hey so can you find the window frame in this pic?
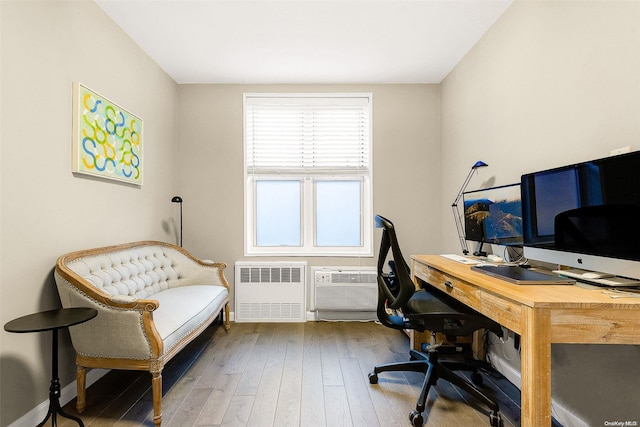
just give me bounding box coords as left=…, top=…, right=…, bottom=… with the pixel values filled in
left=243, top=93, right=373, bottom=257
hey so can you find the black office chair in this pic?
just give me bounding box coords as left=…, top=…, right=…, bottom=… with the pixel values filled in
left=368, top=215, right=504, bottom=427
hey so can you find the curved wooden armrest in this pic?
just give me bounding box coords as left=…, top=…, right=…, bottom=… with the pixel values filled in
left=108, top=296, right=160, bottom=311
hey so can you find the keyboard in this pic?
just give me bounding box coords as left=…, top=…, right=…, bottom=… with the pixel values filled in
left=471, top=265, right=575, bottom=285
left=552, top=269, right=640, bottom=287
left=440, top=254, right=481, bottom=265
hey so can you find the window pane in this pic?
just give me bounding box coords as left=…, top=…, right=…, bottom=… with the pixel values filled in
left=316, top=181, right=361, bottom=246
left=256, top=180, right=301, bottom=246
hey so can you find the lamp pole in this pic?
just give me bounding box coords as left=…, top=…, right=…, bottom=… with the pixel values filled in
left=171, top=196, right=183, bottom=247
left=451, top=161, right=488, bottom=255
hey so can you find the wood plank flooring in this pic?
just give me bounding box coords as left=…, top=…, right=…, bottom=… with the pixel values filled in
left=59, top=321, right=528, bottom=427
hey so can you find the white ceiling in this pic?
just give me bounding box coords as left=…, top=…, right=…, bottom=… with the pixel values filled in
left=96, top=0, right=512, bottom=84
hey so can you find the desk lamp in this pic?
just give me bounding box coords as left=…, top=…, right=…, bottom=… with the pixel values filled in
left=171, top=196, right=183, bottom=247
left=451, top=161, right=488, bottom=255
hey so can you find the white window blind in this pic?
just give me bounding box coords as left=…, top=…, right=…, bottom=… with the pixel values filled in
left=245, top=95, right=370, bottom=175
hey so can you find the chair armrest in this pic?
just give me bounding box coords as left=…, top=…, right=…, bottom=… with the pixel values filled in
left=171, top=253, right=230, bottom=289
left=54, top=270, right=163, bottom=359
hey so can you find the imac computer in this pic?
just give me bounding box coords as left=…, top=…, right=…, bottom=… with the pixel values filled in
left=521, top=151, right=640, bottom=280
left=463, top=183, right=524, bottom=255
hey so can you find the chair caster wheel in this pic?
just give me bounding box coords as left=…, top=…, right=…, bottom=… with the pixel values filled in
left=489, top=411, right=504, bottom=427
left=409, top=410, right=423, bottom=426
left=368, top=372, right=378, bottom=384
left=471, top=371, right=484, bottom=386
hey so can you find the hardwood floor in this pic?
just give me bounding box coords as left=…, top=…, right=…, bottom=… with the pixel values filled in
left=59, top=321, right=527, bottom=427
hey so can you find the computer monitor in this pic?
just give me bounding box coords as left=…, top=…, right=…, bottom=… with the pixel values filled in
left=521, top=150, right=640, bottom=279
left=463, top=183, right=524, bottom=253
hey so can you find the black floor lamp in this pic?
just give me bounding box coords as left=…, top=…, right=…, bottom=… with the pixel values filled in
left=452, top=161, right=488, bottom=255
left=171, top=196, right=183, bottom=247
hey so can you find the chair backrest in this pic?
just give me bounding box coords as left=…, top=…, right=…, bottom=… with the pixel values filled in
left=375, top=214, right=505, bottom=338
left=375, top=215, right=421, bottom=329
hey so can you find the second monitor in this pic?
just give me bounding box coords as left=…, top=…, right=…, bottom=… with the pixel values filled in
left=463, top=183, right=524, bottom=256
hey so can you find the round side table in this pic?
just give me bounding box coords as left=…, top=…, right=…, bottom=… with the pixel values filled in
left=4, top=307, right=98, bottom=427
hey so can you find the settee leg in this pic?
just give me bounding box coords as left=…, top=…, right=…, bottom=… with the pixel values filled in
left=76, top=365, right=86, bottom=413
left=152, top=371, right=162, bottom=426
left=224, top=304, right=231, bottom=331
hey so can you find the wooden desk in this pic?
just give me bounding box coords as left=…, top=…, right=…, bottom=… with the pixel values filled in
left=411, top=255, right=640, bottom=427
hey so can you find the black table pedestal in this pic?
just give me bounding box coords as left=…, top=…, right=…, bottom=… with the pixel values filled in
left=37, top=329, right=85, bottom=427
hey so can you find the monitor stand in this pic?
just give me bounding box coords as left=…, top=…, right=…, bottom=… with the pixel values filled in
left=472, top=241, right=487, bottom=257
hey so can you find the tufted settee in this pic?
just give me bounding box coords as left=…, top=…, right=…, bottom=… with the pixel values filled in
left=54, top=241, right=230, bottom=426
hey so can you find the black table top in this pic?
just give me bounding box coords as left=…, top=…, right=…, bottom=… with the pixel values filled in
left=4, top=308, right=97, bottom=333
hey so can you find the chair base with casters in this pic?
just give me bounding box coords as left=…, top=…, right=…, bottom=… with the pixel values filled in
left=369, top=345, right=503, bottom=427
left=370, top=214, right=504, bottom=427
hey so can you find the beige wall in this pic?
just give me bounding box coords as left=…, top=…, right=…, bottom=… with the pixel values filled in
left=177, top=84, right=441, bottom=304
left=0, top=1, right=178, bottom=424
left=441, top=1, right=640, bottom=425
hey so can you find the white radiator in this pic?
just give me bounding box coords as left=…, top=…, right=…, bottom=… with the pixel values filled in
left=311, top=266, right=378, bottom=321
left=235, top=261, right=306, bottom=322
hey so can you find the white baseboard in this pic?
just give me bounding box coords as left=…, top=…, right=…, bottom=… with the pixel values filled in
left=8, top=368, right=109, bottom=427
left=489, top=348, right=589, bottom=427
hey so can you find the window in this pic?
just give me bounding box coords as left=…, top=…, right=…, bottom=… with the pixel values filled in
left=244, top=94, right=373, bottom=256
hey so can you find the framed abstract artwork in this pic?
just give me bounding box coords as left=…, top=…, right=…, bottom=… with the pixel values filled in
left=72, top=82, right=143, bottom=185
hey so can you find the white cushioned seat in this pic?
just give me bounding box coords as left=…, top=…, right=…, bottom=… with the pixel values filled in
left=153, top=285, right=228, bottom=355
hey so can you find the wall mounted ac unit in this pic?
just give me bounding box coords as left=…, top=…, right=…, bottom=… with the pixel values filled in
left=311, top=266, right=378, bottom=321
left=235, top=261, right=306, bottom=322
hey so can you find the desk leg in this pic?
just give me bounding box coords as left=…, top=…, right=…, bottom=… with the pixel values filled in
left=520, top=306, right=552, bottom=427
